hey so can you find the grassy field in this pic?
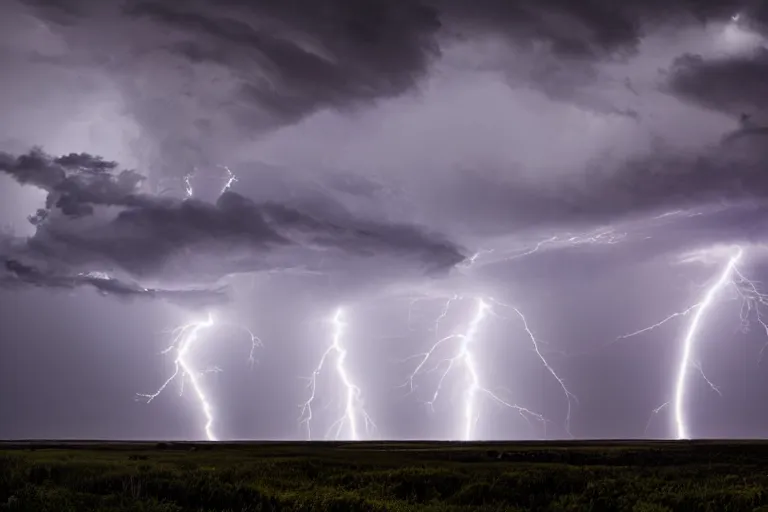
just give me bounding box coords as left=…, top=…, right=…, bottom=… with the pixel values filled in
left=3, top=440, right=768, bottom=511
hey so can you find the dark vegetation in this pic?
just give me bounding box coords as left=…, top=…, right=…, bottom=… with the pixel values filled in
left=3, top=440, right=768, bottom=511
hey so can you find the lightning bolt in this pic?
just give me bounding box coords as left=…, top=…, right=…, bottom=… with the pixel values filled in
left=300, top=307, right=376, bottom=440
left=138, top=312, right=262, bottom=441
left=617, top=246, right=745, bottom=439
left=182, top=165, right=236, bottom=199
left=732, top=266, right=768, bottom=358
left=504, top=299, right=578, bottom=436
left=615, top=304, right=701, bottom=341
left=644, top=401, right=670, bottom=436
left=467, top=227, right=627, bottom=269
left=183, top=172, right=194, bottom=198
left=673, top=248, right=741, bottom=439
left=403, top=296, right=575, bottom=440
left=220, top=165, right=237, bottom=194
left=143, top=165, right=251, bottom=441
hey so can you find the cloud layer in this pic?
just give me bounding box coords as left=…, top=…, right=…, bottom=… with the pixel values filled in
left=0, top=149, right=466, bottom=294
left=2, top=258, right=228, bottom=309
left=4, top=0, right=768, bottom=295
left=13, top=0, right=759, bottom=175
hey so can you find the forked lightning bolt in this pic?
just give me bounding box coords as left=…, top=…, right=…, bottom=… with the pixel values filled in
left=220, top=165, right=237, bottom=194
left=463, top=227, right=627, bottom=269
left=300, top=307, right=376, bottom=440
left=183, top=165, right=237, bottom=199
left=404, top=296, right=576, bottom=440
left=618, top=246, right=753, bottom=439
left=138, top=312, right=262, bottom=441
left=143, top=165, right=256, bottom=441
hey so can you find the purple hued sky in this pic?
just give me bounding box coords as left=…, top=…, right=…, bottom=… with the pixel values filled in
left=2, top=0, right=768, bottom=441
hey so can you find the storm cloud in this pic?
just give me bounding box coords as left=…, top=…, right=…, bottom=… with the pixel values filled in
left=3, top=0, right=765, bottom=271
left=0, top=149, right=466, bottom=287
left=667, top=47, right=768, bottom=116
left=1, top=258, right=228, bottom=309
left=11, top=0, right=758, bottom=176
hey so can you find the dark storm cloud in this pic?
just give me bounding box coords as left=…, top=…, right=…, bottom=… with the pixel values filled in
left=0, top=150, right=140, bottom=194
left=8, top=0, right=764, bottom=273
left=438, top=1, right=632, bottom=57
left=127, top=0, right=749, bottom=67
left=38, top=0, right=445, bottom=172
left=1, top=258, right=228, bottom=309
left=667, top=48, right=768, bottom=116
left=413, top=142, right=767, bottom=239
left=20, top=0, right=751, bottom=136
left=0, top=149, right=153, bottom=220
left=52, top=191, right=464, bottom=279
left=0, top=149, right=466, bottom=284
left=7, top=0, right=756, bottom=219
left=125, top=0, right=442, bottom=125
left=580, top=149, right=768, bottom=220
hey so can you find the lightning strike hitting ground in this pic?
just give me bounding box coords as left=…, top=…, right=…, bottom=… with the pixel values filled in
left=137, top=312, right=262, bottom=441
left=139, top=166, right=256, bottom=440
left=618, top=246, right=748, bottom=439
left=299, top=307, right=376, bottom=440
left=673, top=248, right=742, bottom=439
left=502, top=298, right=578, bottom=436
left=403, top=296, right=575, bottom=440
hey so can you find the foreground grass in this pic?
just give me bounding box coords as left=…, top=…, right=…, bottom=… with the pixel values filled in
left=3, top=440, right=768, bottom=511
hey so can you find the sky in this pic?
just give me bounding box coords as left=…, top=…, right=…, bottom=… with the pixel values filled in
left=2, top=0, right=768, bottom=441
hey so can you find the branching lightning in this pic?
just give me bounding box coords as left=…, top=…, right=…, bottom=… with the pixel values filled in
left=182, top=165, right=237, bottom=199
left=644, top=401, right=670, bottom=436
left=299, top=307, right=376, bottom=440
left=732, top=266, right=768, bottom=359
left=403, top=295, right=576, bottom=440
left=136, top=164, right=260, bottom=441
left=138, top=312, right=262, bottom=441
left=220, top=165, right=237, bottom=194
left=615, top=304, right=701, bottom=341
left=617, top=246, right=755, bottom=439
left=464, top=226, right=628, bottom=270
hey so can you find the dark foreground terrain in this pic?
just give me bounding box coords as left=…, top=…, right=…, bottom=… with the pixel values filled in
left=2, top=440, right=768, bottom=511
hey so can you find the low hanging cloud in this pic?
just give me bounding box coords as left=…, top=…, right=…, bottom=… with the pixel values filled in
left=1, top=258, right=228, bottom=309
left=666, top=47, right=768, bottom=116
left=0, top=149, right=466, bottom=288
